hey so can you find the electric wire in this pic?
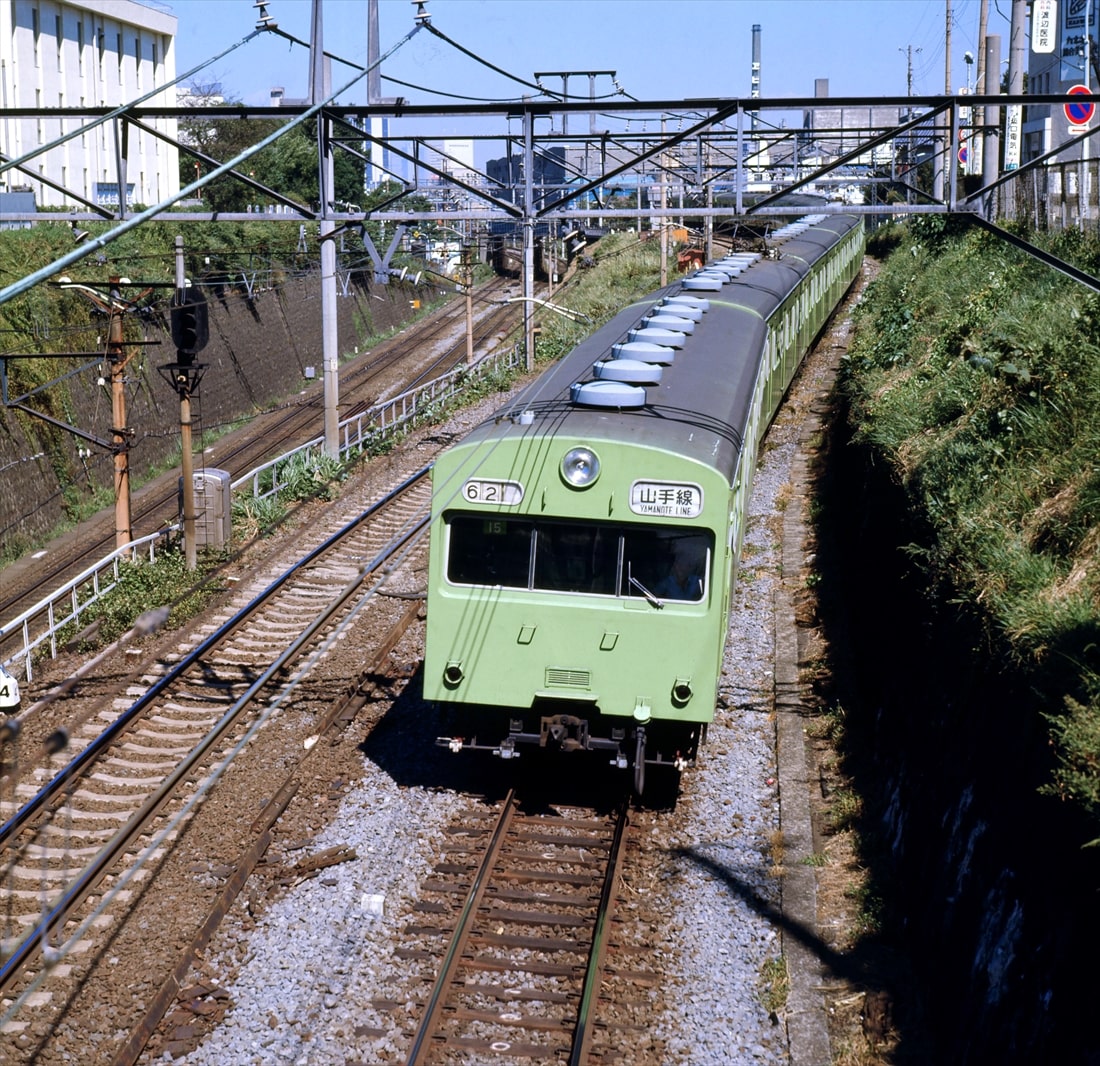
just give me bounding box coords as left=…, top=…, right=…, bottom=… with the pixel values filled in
left=380, top=72, right=626, bottom=106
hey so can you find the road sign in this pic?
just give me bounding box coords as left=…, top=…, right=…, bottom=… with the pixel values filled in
left=1065, top=85, right=1095, bottom=126
left=958, top=145, right=968, bottom=165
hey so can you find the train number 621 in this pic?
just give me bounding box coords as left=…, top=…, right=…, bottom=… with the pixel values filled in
left=461, top=479, right=524, bottom=505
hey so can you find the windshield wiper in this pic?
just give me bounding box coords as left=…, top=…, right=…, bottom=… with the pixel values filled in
left=628, top=573, right=664, bottom=609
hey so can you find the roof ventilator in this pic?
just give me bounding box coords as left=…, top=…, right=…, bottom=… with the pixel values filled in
left=628, top=326, right=687, bottom=348
left=570, top=380, right=647, bottom=408
left=593, top=358, right=664, bottom=385
left=644, top=312, right=695, bottom=334
left=612, top=340, right=677, bottom=365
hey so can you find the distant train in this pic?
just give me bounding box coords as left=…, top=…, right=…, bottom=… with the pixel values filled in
left=423, top=213, right=865, bottom=792
left=489, top=222, right=604, bottom=279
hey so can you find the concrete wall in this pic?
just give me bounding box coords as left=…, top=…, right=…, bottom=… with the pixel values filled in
left=0, top=269, right=430, bottom=555
left=825, top=425, right=1100, bottom=1064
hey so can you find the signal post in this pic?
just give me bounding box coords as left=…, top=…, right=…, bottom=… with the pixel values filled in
left=161, top=236, right=209, bottom=570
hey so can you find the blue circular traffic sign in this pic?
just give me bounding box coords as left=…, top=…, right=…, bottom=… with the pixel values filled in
left=1065, top=84, right=1095, bottom=126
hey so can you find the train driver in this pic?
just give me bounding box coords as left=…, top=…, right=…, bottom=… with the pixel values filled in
left=655, top=536, right=706, bottom=601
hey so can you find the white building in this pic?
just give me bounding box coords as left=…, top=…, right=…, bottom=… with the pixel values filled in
left=0, top=0, right=179, bottom=210
left=422, top=139, right=476, bottom=186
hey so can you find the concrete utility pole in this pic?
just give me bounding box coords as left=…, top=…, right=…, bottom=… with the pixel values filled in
left=982, top=34, right=1002, bottom=218
left=1003, top=0, right=1027, bottom=210
left=935, top=0, right=951, bottom=202
left=310, top=0, right=340, bottom=460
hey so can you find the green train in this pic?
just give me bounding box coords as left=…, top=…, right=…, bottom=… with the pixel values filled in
left=424, top=213, right=866, bottom=792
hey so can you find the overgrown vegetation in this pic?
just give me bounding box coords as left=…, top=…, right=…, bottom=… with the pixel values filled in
left=56, top=549, right=222, bottom=653
left=529, top=231, right=664, bottom=365
left=844, top=217, right=1100, bottom=832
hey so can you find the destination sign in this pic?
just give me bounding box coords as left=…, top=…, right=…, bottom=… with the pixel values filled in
left=629, top=480, right=704, bottom=518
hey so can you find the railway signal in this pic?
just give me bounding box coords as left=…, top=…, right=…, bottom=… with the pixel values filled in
left=169, top=290, right=209, bottom=365
left=160, top=237, right=209, bottom=570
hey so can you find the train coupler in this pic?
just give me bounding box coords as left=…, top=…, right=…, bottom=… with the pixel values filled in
left=539, top=713, right=589, bottom=752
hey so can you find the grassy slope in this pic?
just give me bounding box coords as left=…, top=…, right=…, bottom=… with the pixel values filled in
left=844, top=217, right=1100, bottom=830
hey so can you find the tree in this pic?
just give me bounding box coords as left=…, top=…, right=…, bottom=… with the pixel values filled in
left=177, top=82, right=367, bottom=213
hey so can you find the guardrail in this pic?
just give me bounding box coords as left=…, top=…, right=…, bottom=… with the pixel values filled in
left=1, top=344, right=523, bottom=682
left=0, top=530, right=176, bottom=682
left=233, top=344, right=521, bottom=502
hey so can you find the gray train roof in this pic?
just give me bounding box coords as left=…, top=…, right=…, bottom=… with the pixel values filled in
left=461, top=214, right=861, bottom=486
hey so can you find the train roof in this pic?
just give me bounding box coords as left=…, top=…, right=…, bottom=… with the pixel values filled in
left=456, top=214, right=862, bottom=485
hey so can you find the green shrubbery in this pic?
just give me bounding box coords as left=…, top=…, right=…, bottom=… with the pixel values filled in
left=844, top=218, right=1100, bottom=828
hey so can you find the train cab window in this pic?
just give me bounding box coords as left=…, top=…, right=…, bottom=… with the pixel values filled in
left=533, top=522, right=617, bottom=594
left=447, top=515, right=534, bottom=588
left=446, top=513, right=711, bottom=603
left=621, top=529, right=711, bottom=602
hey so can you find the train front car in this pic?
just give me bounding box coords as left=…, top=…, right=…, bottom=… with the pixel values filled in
left=424, top=213, right=864, bottom=792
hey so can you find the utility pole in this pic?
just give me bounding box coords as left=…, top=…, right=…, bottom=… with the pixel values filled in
left=176, top=243, right=196, bottom=570
left=523, top=110, right=535, bottom=372
left=660, top=118, right=668, bottom=289
left=935, top=0, right=952, bottom=202
left=154, top=241, right=209, bottom=570
left=982, top=34, right=1002, bottom=218
left=462, top=241, right=474, bottom=366
left=899, top=45, right=921, bottom=201
left=310, top=0, right=340, bottom=459
left=1004, top=0, right=1027, bottom=216
left=107, top=279, right=133, bottom=550
left=47, top=278, right=157, bottom=554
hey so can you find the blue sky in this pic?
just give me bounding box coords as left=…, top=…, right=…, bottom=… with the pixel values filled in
left=169, top=0, right=1010, bottom=107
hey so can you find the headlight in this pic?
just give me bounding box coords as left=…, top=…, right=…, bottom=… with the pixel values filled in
left=560, top=447, right=600, bottom=488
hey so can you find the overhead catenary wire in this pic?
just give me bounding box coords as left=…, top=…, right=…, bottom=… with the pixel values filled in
left=0, top=18, right=427, bottom=309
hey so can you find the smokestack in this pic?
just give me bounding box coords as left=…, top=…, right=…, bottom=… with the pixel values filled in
left=751, top=23, right=761, bottom=131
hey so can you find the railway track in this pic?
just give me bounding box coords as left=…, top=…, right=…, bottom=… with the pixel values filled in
left=0, top=274, right=522, bottom=632
left=0, top=464, right=434, bottom=1055
left=395, top=789, right=659, bottom=1065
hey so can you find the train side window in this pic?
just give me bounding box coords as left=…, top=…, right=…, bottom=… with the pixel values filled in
left=533, top=522, right=617, bottom=594
left=447, top=515, right=534, bottom=588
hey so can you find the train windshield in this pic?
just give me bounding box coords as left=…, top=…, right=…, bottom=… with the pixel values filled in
left=445, top=516, right=712, bottom=603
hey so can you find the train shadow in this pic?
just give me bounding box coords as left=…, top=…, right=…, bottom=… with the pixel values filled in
left=357, top=665, right=680, bottom=814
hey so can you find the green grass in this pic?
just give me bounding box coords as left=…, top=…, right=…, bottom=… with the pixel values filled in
left=844, top=218, right=1100, bottom=832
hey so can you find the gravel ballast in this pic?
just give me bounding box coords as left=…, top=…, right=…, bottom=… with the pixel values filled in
left=164, top=414, right=800, bottom=1066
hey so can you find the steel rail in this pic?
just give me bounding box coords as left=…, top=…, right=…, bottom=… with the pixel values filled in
left=0, top=462, right=429, bottom=847
left=569, top=797, right=631, bottom=1066
left=0, top=467, right=431, bottom=996
left=405, top=790, right=519, bottom=1066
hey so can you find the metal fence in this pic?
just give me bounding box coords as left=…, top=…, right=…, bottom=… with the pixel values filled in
left=232, top=345, right=521, bottom=501
left=1, top=344, right=522, bottom=681
left=0, top=531, right=171, bottom=681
